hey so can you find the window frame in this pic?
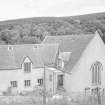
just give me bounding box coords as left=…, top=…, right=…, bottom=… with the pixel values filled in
left=10, top=81, right=17, bottom=88
left=37, top=79, right=43, bottom=86
left=24, top=80, right=31, bottom=87
left=24, top=62, right=31, bottom=73
left=91, top=61, right=102, bottom=85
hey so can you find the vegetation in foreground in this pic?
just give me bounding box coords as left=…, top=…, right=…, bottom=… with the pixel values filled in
left=0, top=94, right=104, bottom=105
left=0, top=87, right=104, bottom=105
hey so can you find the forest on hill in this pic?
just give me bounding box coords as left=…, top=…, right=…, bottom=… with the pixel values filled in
left=0, top=12, right=105, bottom=44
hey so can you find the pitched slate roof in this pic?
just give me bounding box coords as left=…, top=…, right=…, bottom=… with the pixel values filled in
left=42, top=34, right=95, bottom=73
left=0, top=44, right=59, bottom=70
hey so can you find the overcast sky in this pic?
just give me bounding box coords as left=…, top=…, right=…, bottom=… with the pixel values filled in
left=0, top=0, right=105, bottom=21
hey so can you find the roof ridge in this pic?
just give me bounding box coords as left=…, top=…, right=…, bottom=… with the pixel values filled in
left=44, top=34, right=95, bottom=40
left=45, top=34, right=95, bottom=37
left=0, top=43, right=59, bottom=47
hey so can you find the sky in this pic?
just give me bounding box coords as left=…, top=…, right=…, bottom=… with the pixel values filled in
left=0, top=0, right=105, bottom=21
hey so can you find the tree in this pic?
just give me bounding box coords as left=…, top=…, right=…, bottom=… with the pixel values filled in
left=31, top=24, right=48, bottom=41
left=22, top=36, right=38, bottom=44
left=0, top=29, right=21, bottom=44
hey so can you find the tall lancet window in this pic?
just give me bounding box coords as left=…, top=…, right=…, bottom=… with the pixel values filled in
left=23, top=57, right=32, bottom=73
left=91, top=61, right=102, bottom=85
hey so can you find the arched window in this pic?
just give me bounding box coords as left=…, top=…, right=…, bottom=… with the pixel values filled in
left=91, top=61, right=102, bottom=85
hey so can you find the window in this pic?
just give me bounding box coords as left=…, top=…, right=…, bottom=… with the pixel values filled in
left=24, top=80, right=31, bottom=87
left=38, top=79, right=43, bottom=86
left=24, top=62, right=31, bottom=73
left=11, top=81, right=17, bottom=88
left=49, top=74, right=52, bottom=82
left=91, top=61, right=102, bottom=85
left=57, top=59, right=64, bottom=70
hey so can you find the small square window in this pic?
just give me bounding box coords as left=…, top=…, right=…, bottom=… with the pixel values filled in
left=38, top=79, right=43, bottom=86
left=11, top=81, right=17, bottom=88
left=24, top=80, right=31, bottom=87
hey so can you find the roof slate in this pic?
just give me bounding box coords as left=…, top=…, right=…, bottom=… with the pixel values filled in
left=42, top=34, right=95, bottom=73
left=0, top=44, right=59, bottom=69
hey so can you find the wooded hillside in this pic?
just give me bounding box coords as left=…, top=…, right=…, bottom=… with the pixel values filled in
left=0, top=12, right=105, bottom=44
